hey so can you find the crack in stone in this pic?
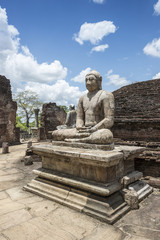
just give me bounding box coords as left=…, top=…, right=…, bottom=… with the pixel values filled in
left=1, top=233, right=11, bottom=240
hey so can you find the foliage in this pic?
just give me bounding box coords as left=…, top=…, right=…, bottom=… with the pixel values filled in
left=14, top=90, right=42, bottom=128
left=59, top=105, right=69, bottom=113
left=15, top=114, right=28, bottom=131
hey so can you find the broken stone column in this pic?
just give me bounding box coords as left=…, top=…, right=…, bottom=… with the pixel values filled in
left=34, top=108, right=39, bottom=128
left=2, top=142, right=9, bottom=154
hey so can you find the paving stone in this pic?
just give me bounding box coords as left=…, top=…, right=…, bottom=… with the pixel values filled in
left=0, top=181, right=20, bottom=191
left=0, top=198, right=24, bottom=216
left=116, top=193, right=160, bottom=231
left=128, top=236, right=152, bottom=240
left=2, top=221, right=44, bottom=240
left=0, top=173, right=25, bottom=191
left=0, top=173, right=24, bottom=182
left=0, top=234, right=6, bottom=240
left=122, top=225, right=160, bottom=240
left=42, top=205, right=125, bottom=240
left=0, top=170, right=6, bottom=176
left=81, top=224, right=125, bottom=240
left=0, top=143, right=160, bottom=240
left=0, top=163, right=6, bottom=168
left=28, top=217, right=85, bottom=240
left=27, top=199, right=59, bottom=217
left=4, top=168, right=23, bottom=175
left=0, top=191, right=8, bottom=200
left=17, top=195, right=44, bottom=205
left=46, top=205, right=98, bottom=233
left=43, top=206, right=97, bottom=238
left=2, top=218, right=84, bottom=240
left=0, top=209, right=32, bottom=231
left=6, top=186, right=33, bottom=201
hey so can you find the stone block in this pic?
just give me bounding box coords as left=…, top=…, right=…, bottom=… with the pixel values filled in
left=24, top=156, right=33, bottom=166
left=31, top=143, right=124, bottom=183
left=121, top=171, right=143, bottom=187
left=128, top=180, right=153, bottom=201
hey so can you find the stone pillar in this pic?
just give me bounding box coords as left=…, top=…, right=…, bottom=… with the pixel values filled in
left=34, top=109, right=39, bottom=128
left=38, top=127, right=46, bottom=141
left=2, top=142, right=9, bottom=154
left=27, top=141, right=32, bottom=148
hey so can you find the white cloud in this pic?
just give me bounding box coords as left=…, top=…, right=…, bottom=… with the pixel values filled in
left=152, top=72, right=160, bottom=79
left=0, top=7, right=67, bottom=84
left=143, top=38, right=160, bottom=57
left=0, top=6, right=84, bottom=105
left=106, top=70, right=130, bottom=87
left=92, top=0, right=104, bottom=4
left=71, top=67, right=91, bottom=83
left=91, top=44, right=109, bottom=53
left=154, top=0, right=160, bottom=15
left=73, top=21, right=116, bottom=45
left=0, top=8, right=67, bottom=85
left=24, top=80, right=84, bottom=106
left=5, top=51, right=67, bottom=84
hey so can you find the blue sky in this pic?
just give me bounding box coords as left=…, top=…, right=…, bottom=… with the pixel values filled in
left=0, top=0, right=160, bottom=106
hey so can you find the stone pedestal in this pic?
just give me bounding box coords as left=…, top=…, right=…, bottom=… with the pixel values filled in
left=24, top=142, right=152, bottom=224
left=31, top=127, right=38, bottom=139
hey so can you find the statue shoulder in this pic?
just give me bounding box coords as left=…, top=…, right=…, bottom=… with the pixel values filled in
left=78, top=93, right=87, bottom=102
left=99, top=90, right=114, bottom=100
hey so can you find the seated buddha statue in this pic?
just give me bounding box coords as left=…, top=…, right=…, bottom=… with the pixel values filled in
left=52, top=70, right=115, bottom=144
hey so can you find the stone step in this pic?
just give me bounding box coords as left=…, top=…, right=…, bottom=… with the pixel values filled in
left=24, top=178, right=130, bottom=224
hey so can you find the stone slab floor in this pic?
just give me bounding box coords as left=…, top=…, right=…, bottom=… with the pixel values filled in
left=0, top=143, right=160, bottom=240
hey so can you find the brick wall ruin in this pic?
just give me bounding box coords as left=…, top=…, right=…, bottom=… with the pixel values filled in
left=112, top=78, right=160, bottom=186
left=41, top=102, right=66, bottom=139
left=112, top=78, right=160, bottom=142
left=0, top=75, right=19, bottom=145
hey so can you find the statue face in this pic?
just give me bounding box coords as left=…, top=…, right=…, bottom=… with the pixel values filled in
left=85, top=74, right=99, bottom=92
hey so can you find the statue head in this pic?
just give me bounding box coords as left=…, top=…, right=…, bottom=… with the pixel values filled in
left=85, top=70, right=102, bottom=92
left=69, top=104, right=75, bottom=110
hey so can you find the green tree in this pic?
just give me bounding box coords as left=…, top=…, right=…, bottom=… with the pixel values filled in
left=59, top=105, right=69, bottom=113
left=15, top=114, right=28, bottom=131
left=14, top=90, right=42, bottom=129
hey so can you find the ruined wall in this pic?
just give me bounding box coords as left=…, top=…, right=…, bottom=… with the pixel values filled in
left=112, top=78, right=160, bottom=141
left=0, top=75, right=18, bottom=145
left=41, top=102, right=66, bottom=139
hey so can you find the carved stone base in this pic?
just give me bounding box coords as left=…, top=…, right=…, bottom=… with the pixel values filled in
left=24, top=175, right=130, bottom=224
left=24, top=143, right=152, bottom=223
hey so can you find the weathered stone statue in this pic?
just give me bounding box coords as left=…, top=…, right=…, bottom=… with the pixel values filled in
left=52, top=70, right=114, bottom=144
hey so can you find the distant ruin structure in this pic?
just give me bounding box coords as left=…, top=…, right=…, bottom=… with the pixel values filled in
left=41, top=102, right=66, bottom=139
left=0, top=75, right=19, bottom=146
left=112, top=78, right=160, bottom=142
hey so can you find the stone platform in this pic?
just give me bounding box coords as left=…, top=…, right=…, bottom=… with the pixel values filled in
left=24, top=142, right=152, bottom=224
